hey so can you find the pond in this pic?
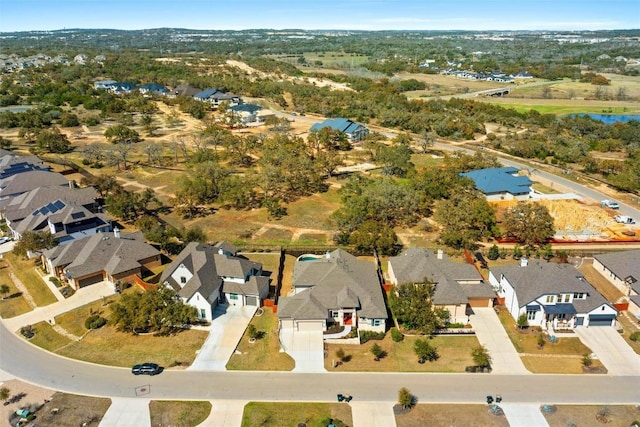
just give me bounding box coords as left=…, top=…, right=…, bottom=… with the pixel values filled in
left=570, top=113, right=640, bottom=124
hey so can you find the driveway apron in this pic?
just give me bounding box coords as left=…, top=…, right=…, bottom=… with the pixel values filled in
left=98, top=397, right=150, bottom=427
left=501, top=403, right=549, bottom=427
left=197, top=400, right=247, bottom=427
left=574, top=326, right=640, bottom=376
left=470, top=307, right=529, bottom=375
left=350, top=401, right=396, bottom=427
left=189, top=305, right=257, bottom=371
left=280, top=328, right=326, bottom=372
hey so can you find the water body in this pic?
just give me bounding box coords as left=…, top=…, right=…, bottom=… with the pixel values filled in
left=571, top=113, right=640, bottom=124
left=0, top=106, right=33, bottom=113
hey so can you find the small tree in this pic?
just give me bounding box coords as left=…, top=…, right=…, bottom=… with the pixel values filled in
left=0, top=386, right=9, bottom=401
left=0, top=284, right=9, bottom=299
left=472, top=345, right=491, bottom=368
left=398, top=387, right=414, bottom=409
left=335, top=348, right=348, bottom=362
left=487, top=244, right=500, bottom=261
left=414, top=338, right=439, bottom=362
left=371, top=343, right=385, bottom=361
left=516, top=313, right=528, bottom=330
left=581, top=353, right=593, bottom=368
left=537, top=333, right=546, bottom=349
left=247, top=324, right=259, bottom=340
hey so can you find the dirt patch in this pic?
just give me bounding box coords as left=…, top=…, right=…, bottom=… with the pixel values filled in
left=543, top=405, right=640, bottom=427
left=395, top=404, right=510, bottom=427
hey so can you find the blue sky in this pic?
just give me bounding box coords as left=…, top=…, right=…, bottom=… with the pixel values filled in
left=0, top=0, right=638, bottom=32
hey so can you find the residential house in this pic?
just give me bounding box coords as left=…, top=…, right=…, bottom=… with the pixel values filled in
left=0, top=170, right=71, bottom=200
left=277, top=249, right=387, bottom=333
left=193, top=88, right=241, bottom=108
left=42, top=231, right=161, bottom=290
left=460, top=167, right=532, bottom=201
left=309, top=118, right=369, bottom=143
left=0, top=150, right=49, bottom=179
left=137, top=83, right=169, bottom=96
left=94, top=80, right=118, bottom=90
left=489, top=258, right=617, bottom=329
left=388, top=248, right=495, bottom=324
left=592, top=250, right=640, bottom=318
left=169, top=84, right=202, bottom=98
left=10, top=199, right=111, bottom=243
left=159, top=242, right=270, bottom=321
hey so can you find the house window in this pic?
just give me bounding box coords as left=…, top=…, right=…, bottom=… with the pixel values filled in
left=180, top=276, right=186, bottom=284
left=545, top=295, right=555, bottom=304
left=229, top=294, right=238, bottom=300
left=331, top=311, right=339, bottom=318
left=563, top=294, right=571, bottom=303
left=573, top=293, right=585, bottom=299
left=557, top=313, right=566, bottom=320
left=372, top=319, right=381, bottom=326
left=527, top=311, right=536, bottom=320
left=200, top=309, right=206, bottom=319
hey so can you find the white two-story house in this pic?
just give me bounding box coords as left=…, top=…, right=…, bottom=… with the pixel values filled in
left=489, top=258, right=617, bottom=329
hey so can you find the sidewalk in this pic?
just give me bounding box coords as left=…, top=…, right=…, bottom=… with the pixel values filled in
left=3, top=281, right=115, bottom=332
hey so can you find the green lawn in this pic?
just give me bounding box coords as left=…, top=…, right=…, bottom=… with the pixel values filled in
left=4, top=254, right=57, bottom=307
left=29, top=321, right=74, bottom=351
left=242, top=402, right=352, bottom=427
left=325, top=334, right=480, bottom=372
left=149, top=401, right=212, bottom=427
left=54, top=296, right=118, bottom=338
left=226, top=309, right=295, bottom=371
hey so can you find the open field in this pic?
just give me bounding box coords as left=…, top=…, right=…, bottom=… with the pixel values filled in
left=395, top=404, right=510, bottom=427
left=324, top=334, right=480, bottom=372
left=543, top=405, right=640, bottom=427
left=242, top=402, right=352, bottom=427
left=0, top=261, right=32, bottom=318
left=149, top=400, right=212, bottom=427
left=3, top=254, right=57, bottom=307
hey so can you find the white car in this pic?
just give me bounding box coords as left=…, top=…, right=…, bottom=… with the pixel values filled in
left=0, top=237, right=10, bottom=245
left=615, top=215, right=636, bottom=224
left=601, top=199, right=620, bottom=209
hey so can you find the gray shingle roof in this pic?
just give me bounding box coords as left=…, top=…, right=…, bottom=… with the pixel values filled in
left=1, top=186, right=97, bottom=221
left=278, top=249, right=387, bottom=320
left=44, top=232, right=159, bottom=279
left=593, top=250, right=640, bottom=294
left=491, top=260, right=610, bottom=312
left=389, top=248, right=493, bottom=305
left=159, top=242, right=266, bottom=303
left=0, top=170, right=69, bottom=197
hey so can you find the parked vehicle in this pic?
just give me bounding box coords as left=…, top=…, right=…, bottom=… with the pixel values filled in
left=615, top=215, right=636, bottom=224
left=475, top=252, right=488, bottom=268
left=601, top=199, right=620, bottom=209
left=131, top=362, right=161, bottom=375
left=0, top=237, right=10, bottom=245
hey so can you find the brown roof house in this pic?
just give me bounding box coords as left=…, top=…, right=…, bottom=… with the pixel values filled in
left=592, top=250, right=640, bottom=319
left=42, top=230, right=161, bottom=290
left=388, top=248, right=496, bottom=324
left=160, top=242, right=270, bottom=321
left=278, top=249, right=388, bottom=333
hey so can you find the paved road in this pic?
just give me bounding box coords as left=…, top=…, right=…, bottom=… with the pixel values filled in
left=1, top=322, right=638, bottom=404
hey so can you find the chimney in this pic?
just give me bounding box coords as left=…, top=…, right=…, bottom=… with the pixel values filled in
left=437, top=248, right=443, bottom=260
left=218, top=248, right=224, bottom=255
left=68, top=180, right=75, bottom=189
left=325, top=250, right=331, bottom=260
left=113, top=226, right=120, bottom=239
left=520, top=256, right=528, bottom=267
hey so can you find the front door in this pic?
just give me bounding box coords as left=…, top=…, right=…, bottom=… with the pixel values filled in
left=343, top=312, right=353, bottom=326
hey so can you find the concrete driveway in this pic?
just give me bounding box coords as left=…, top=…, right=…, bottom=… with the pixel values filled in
left=350, top=401, right=396, bottom=427
left=99, top=398, right=151, bottom=427
left=189, top=305, right=257, bottom=371
left=279, top=328, right=326, bottom=372
left=574, top=326, right=640, bottom=376
left=501, top=403, right=549, bottom=427
left=470, top=308, right=529, bottom=375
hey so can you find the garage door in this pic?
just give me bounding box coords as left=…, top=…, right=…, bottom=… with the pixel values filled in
left=296, top=321, right=324, bottom=331
left=78, top=273, right=104, bottom=288
left=468, top=298, right=491, bottom=308
left=588, top=314, right=616, bottom=326
left=246, top=295, right=258, bottom=306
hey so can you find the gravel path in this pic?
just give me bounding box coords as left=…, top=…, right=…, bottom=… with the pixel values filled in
left=9, top=272, right=36, bottom=309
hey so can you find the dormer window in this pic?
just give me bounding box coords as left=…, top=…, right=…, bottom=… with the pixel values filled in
left=180, top=276, right=186, bottom=284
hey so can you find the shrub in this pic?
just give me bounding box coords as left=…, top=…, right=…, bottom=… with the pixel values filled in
left=370, top=343, right=385, bottom=360
left=630, top=331, right=640, bottom=342
left=414, top=338, right=439, bottom=362
left=581, top=353, right=593, bottom=368
left=398, top=387, right=414, bottom=409
left=85, top=314, right=107, bottom=330
left=390, top=327, right=404, bottom=342
left=335, top=348, right=347, bottom=362
left=20, top=325, right=35, bottom=339
left=49, top=276, right=61, bottom=287
left=537, top=334, right=545, bottom=348
left=247, top=324, right=259, bottom=340
left=487, top=244, right=500, bottom=260
left=359, top=330, right=385, bottom=344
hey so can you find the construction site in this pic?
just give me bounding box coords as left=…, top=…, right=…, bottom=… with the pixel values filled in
left=492, top=199, right=640, bottom=243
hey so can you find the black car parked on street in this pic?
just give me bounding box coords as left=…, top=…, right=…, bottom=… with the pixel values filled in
left=131, top=363, right=161, bottom=375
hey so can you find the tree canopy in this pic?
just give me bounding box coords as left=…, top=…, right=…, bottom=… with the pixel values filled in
left=388, top=281, right=449, bottom=335
left=502, top=202, right=555, bottom=248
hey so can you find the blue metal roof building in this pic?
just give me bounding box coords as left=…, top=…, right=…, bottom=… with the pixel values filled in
left=461, top=167, right=532, bottom=200
left=309, top=118, right=369, bottom=142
